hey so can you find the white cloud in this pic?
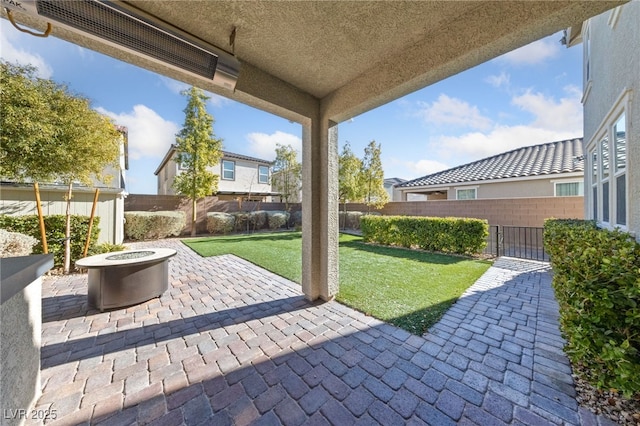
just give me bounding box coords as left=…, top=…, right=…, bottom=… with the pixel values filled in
left=389, top=158, right=450, bottom=178
left=159, top=76, right=230, bottom=107
left=511, top=86, right=583, bottom=133
left=417, top=94, right=493, bottom=131
left=433, top=125, right=580, bottom=162
left=426, top=88, right=582, bottom=162
left=246, top=131, right=302, bottom=161
left=499, top=37, right=560, bottom=66
left=485, top=71, right=510, bottom=89
left=96, top=105, right=179, bottom=160
left=0, top=27, right=53, bottom=78
left=159, top=76, right=190, bottom=94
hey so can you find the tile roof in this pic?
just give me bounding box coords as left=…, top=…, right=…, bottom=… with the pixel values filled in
left=398, top=138, right=584, bottom=188
left=221, top=151, right=273, bottom=164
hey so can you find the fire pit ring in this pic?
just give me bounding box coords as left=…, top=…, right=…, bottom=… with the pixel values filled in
left=76, top=248, right=176, bottom=311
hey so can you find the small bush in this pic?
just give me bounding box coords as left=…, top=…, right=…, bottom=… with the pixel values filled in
left=88, top=242, right=128, bottom=255
left=339, top=211, right=364, bottom=230
left=360, top=215, right=488, bottom=255
left=124, top=211, right=186, bottom=240
left=267, top=211, right=290, bottom=230
left=544, top=219, right=640, bottom=397
left=232, top=212, right=250, bottom=232
left=206, top=212, right=235, bottom=234
left=250, top=210, right=268, bottom=230
left=0, top=229, right=38, bottom=257
left=291, top=210, right=303, bottom=227
left=0, top=214, right=100, bottom=267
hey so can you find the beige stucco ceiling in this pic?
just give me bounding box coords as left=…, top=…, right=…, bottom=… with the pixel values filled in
left=2, top=1, right=625, bottom=123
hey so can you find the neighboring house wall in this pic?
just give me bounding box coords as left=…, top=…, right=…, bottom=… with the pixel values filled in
left=156, top=148, right=273, bottom=200
left=579, top=2, right=639, bottom=237
left=0, top=184, right=125, bottom=244
left=218, top=156, right=272, bottom=199
left=399, top=175, right=584, bottom=201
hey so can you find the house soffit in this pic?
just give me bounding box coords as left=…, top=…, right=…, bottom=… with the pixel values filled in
left=1, top=1, right=626, bottom=123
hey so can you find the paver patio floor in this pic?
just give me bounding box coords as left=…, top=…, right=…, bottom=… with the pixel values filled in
left=26, top=239, right=616, bottom=425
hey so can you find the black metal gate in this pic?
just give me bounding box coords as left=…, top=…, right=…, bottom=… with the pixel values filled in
left=484, top=225, right=548, bottom=261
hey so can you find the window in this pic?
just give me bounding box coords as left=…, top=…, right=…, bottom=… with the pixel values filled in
left=222, top=160, right=235, bottom=180
left=613, top=113, right=626, bottom=226
left=587, top=94, right=628, bottom=229
left=600, top=136, right=610, bottom=223
left=555, top=182, right=584, bottom=197
left=456, top=188, right=476, bottom=200
left=177, top=153, right=190, bottom=170
left=258, top=165, right=269, bottom=184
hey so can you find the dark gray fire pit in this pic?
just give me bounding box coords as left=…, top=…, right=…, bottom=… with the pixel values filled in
left=76, top=248, right=176, bottom=311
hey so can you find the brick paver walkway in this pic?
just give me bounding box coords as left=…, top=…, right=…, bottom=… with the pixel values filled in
left=27, top=239, right=616, bottom=425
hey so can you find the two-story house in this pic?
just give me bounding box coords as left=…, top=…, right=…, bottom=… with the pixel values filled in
left=566, top=1, right=637, bottom=238
left=155, top=145, right=276, bottom=202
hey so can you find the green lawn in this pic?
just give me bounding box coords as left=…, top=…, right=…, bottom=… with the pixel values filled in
left=184, top=232, right=491, bottom=335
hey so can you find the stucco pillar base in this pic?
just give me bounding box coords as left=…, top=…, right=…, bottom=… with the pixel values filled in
left=301, top=116, right=339, bottom=301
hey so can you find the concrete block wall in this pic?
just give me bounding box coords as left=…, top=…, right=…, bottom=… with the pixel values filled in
left=125, top=195, right=584, bottom=234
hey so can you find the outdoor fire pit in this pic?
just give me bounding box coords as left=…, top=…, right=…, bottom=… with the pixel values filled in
left=76, top=248, right=176, bottom=311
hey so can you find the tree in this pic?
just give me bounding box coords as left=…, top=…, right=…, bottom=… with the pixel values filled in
left=0, top=61, right=121, bottom=273
left=361, top=140, right=389, bottom=211
left=172, top=86, right=223, bottom=236
left=271, top=144, right=301, bottom=214
left=338, top=142, right=363, bottom=229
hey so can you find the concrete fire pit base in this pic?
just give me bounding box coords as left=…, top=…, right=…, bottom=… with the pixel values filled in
left=76, top=248, right=176, bottom=311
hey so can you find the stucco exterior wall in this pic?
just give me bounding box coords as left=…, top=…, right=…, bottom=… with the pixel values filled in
left=582, top=2, right=639, bottom=237
left=400, top=175, right=583, bottom=201
left=156, top=153, right=272, bottom=198
left=0, top=185, right=125, bottom=244
left=1, top=278, right=42, bottom=426
left=218, top=158, right=271, bottom=195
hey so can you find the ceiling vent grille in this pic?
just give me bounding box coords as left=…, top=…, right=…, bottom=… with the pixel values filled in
left=3, top=0, right=239, bottom=89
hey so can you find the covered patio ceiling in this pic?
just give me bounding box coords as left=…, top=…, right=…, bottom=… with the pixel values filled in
left=3, top=1, right=624, bottom=123
left=2, top=0, right=625, bottom=301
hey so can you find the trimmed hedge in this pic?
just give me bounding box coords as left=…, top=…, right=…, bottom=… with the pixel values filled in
left=124, top=211, right=186, bottom=240
left=267, top=211, right=290, bottom=230
left=361, top=215, right=488, bottom=255
left=206, top=212, right=235, bottom=234
left=544, top=219, right=640, bottom=397
left=0, top=214, right=100, bottom=267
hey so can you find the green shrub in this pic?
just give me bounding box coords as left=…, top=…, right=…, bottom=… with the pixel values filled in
left=0, top=229, right=38, bottom=257
left=291, top=210, right=303, bottom=227
left=88, top=242, right=128, bottom=255
left=206, top=212, right=235, bottom=234
left=360, top=215, right=488, bottom=255
left=232, top=212, right=250, bottom=232
left=339, top=211, right=364, bottom=230
left=250, top=210, right=268, bottom=230
left=124, top=211, right=186, bottom=240
left=0, top=214, right=100, bottom=267
left=544, top=219, right=640, bottom=397
left=267, top=211, right=290, bottom=230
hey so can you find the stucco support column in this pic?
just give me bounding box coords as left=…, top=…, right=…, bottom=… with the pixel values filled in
left=301, top=116, right=339, bottom=301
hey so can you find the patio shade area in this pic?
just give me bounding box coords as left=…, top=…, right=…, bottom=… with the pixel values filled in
left=27, top=239, right=613, bottom=425
left=0, top=1, right=626, bottom=302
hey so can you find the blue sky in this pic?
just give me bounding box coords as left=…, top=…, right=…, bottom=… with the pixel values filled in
left=1, top=21, right=584, bottom=194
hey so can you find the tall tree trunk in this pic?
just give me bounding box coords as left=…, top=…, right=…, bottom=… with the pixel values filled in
left=191, top=198, right=197, bottom=237
left=64, top=182, right=73, bottom=274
